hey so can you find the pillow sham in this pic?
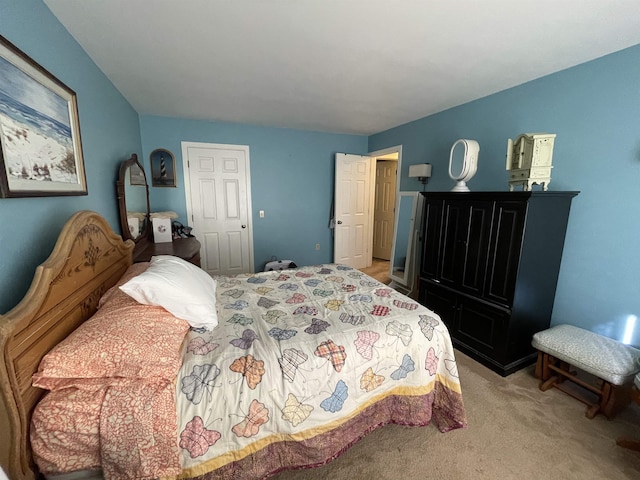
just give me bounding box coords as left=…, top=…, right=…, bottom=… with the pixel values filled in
left=119, top=255, right=219, bottom=330
left=33, top=284, right=189, bottom=391
left=31, top=387, right=105, bottom=473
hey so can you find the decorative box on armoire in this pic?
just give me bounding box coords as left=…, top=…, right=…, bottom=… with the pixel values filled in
left=506, top=133, right=556, bottom=191
left=418, top=191, right=578, bottom=376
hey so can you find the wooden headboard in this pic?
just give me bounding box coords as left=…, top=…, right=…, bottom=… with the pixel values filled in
left=0, top=211, right=134, bottom=480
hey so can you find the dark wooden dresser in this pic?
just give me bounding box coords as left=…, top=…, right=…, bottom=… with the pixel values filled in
left=133, top=237, right=201, bottom=267
left=418, top=191, right=578, bottom=376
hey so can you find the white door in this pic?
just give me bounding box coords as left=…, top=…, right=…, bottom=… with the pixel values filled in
left=333, top=153, right=375, bottom=269
left=372, top=160, right=397, bottom=260
left=182, top=142, right=254, bottom=276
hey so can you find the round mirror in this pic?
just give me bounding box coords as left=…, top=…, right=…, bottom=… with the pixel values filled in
left=117, top=154, right=150, bottom=243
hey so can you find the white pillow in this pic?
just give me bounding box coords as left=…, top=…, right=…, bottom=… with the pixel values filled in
left=119, top=255, right=218, bottom=329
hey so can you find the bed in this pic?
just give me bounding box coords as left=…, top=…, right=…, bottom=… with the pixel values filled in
left=0, top=210, right=467, bottom=480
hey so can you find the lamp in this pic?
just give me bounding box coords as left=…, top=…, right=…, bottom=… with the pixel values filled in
left=409, top=163, right=432, bottom=189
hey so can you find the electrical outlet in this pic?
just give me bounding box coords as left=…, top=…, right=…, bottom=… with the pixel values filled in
left=315, top=243, right=321, bottom=250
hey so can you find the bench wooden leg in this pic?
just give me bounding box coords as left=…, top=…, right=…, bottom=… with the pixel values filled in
left=535, top=350, right=555, bottom=381
left=537, top=353, right=574, bottom=391
left=537, top=352, right=557, bottom=390
left=585, top=403, right=601, bottom=419
left=534, top=351, right=544, bottom=379
left=536, top=351, right=556, bottom=381
left=602, top=383, right=633, bottom=419
left=617, top=386, right=640, bottom=450
left=616, top=437, right=640, bottom=452
left=600, top=381, right=614, bottom=418
left=556, top=361, right=575, bottom=385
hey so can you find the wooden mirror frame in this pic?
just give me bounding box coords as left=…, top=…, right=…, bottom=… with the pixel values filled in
left=116, top=153, right=150, bottom=253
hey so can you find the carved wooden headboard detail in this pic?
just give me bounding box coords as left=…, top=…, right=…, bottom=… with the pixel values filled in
left=0, top=211, right=134, bottom=480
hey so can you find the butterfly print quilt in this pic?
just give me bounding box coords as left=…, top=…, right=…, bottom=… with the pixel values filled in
left=174, top=264, right=467, bottom=478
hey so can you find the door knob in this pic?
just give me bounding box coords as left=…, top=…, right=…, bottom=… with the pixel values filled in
left=337, top=220, right=343, bottom=224
left=242, top=225, right=247, bottom=228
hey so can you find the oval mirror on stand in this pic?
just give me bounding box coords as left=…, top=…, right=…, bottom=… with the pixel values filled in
left=116, top=153, right=151, bottom=251
left=448, top=139, right=479, bottom=192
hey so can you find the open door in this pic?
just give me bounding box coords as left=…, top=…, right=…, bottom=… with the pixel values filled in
left=333, top=153, right=375, bottom=269
left=372, top=160, right=397, bottom=260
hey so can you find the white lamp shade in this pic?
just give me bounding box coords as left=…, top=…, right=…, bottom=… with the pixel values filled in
left=409, top=164, right=432, bottom=178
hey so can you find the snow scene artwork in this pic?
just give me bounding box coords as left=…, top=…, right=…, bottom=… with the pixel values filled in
left=0, top=36, right=85, bottom=197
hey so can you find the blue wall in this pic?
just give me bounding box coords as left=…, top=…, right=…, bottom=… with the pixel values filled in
left=370, top=45, right=640, bottom=346
left=2, top=1, right=639, bottom=346
left=139, top=116, right=367, bottom=272
left=0, top=0, right=142, bottom=313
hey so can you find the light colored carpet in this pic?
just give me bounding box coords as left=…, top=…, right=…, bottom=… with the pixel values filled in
left=272, top=350, right=640, bottom=480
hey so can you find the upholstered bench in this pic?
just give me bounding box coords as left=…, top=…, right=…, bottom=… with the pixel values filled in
left=532, top=324, right=640, bottom=419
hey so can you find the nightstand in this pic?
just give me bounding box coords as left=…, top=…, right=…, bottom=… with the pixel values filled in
left=133, top=237, right=201, bottom=267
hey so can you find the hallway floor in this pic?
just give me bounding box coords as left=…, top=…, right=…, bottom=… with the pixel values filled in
left=359, top=258, right=391, bottom=285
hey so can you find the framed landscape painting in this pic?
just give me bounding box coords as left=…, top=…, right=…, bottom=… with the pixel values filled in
left=0, top=35, right=86, bottom=198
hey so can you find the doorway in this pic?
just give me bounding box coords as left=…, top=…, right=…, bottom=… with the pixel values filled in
left=333, top=147, right=401, bottom=271
left=373, top=159, right=398, bottom=260
left=369, top=146, right=401, bottom=279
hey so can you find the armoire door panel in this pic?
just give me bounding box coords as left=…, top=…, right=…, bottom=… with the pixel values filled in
left=486, top=201, right=526, bottom=306
left=419, top=281, right=457, bottom=332
left=439, top=202, right=467, bottom=286
left=456, top=299, right=509, bottom=362
left=420, top=199, right=443, bottom=280
left=460, top=202, right=493, bottom=295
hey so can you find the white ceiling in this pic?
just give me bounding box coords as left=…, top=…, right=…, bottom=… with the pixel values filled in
left=44, top=0, right=640, bottom=135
